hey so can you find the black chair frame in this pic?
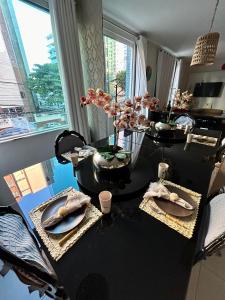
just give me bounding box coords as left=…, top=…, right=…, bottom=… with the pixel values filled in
left=216, top=143, right=225, bottom=163
left=194, top=189, right=225, bottom=263
left=0, top=206, right=66, bottom=299
left=55, top=130, right=86, bottom=164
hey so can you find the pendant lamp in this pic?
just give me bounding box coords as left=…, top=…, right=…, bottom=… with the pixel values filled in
left=191, top=0, right=220, bottom=66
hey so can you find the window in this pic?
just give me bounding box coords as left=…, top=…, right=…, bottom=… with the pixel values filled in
left=0, top=0, right=68, bottom=141
left=103, top=20, right=136, bottom=102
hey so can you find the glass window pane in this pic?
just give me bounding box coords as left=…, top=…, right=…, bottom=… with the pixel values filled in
left=0, top=0, right=68, bottom=140
left=104, top=35, right=133, bottom=102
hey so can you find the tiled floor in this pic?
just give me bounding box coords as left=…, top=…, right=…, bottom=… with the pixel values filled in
left=186, top=247, right=225, bottom=300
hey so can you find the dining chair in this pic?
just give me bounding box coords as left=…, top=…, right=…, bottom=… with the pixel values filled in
left=207, top=150, right=225, bottom=197
left=216, top=143, right=225, bottom=163
left=174, top=114, right=195, bottom=127
left=192, top=128, right=222, bottom=139
left=55, top=130, right=87, bottom=164
left=0, top=206, right=67, bottom=299
left=195, top=192, right=225, bottom=262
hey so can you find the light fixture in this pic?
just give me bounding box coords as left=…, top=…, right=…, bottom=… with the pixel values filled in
left=191, top=0, right=220, bottom=66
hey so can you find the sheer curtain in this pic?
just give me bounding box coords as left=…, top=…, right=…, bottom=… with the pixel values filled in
left=49, top=0, right=90, bottom=142
left=168, top=58, right=181, bottom=105
left=135, top=35, right=147, bottom=96
left=135, top=35, right=147, bottom=115
left=156, top=50, right=176, bottom=110
left=49, top=0, right=110, bottom=142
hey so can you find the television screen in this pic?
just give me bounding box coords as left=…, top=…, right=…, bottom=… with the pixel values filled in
left=193, top=82, right=223, bottom=97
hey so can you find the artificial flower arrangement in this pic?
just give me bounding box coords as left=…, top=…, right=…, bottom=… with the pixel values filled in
left=80, top=88, right=160, bottom=167
left=173, top=89, right=193, bottom=111
left=80, top=88, right=159, bottom=129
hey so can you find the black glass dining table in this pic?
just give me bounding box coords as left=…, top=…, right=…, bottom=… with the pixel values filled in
left=3, top=130, right=219, bottom=300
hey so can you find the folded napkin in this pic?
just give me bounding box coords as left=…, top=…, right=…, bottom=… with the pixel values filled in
left=144, top=182, right=194, bottom=210
left=43, top=193, right=91, bottom=229
left=74, top=146, right=96, bottom=158
left=192, top=135, right=217, bottom=143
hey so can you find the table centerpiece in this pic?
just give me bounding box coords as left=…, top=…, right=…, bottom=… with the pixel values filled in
left=80, top=87, right=160, bottom=170
left=172, top=89, right=193, bottom=112
left=154, top=89, right=193, bottom=134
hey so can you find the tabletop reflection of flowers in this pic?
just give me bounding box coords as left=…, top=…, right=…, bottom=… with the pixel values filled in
left=81, top=88, right=160, bottom=170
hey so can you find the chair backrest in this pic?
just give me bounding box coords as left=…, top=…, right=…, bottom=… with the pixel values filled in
left=174, top=114, right=195, bottom=127
left=55, top=130, right=86, bottom=164
left=195, top=193, right=225, bottom=262
left=192, top=128, right=222, bottom=139
left=208, top=159, right=225, bottom=196
left=0, top=206, right=55, bottom=282
left=216, top=143, right=225, bottom=163
left=204, top=193, right=225, bottom=256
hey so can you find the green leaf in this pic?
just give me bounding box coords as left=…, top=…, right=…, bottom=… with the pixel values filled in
left=101, top=153, right=115, bottom=161
left=118, top=150, right=131, bottom=154
left=115, top=153, right=127, bottom=160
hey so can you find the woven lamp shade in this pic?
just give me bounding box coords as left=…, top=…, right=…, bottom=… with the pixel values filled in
left=190, top=32, right=220, bottom=66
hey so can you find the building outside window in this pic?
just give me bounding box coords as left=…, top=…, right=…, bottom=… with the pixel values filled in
left=0, top=0, right=68, bottom=141
left=103, top=20, right=136, bottom=102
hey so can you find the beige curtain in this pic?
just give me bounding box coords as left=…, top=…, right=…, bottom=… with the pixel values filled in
left=77, top=0, right=109, bottom=141
left=156, top=50, right=176, bottom=110
left=178, top=58, right=191, bottom=91
left=49, top=0, right=90, bottom=143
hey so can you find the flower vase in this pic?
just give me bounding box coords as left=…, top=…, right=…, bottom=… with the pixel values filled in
left=93, top=145, right=131, bottom=171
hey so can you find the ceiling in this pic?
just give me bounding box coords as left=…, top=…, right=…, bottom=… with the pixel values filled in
left=103, top=0, right=225, bottom=58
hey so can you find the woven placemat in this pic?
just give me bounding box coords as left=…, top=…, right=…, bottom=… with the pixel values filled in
left=30, top=187, right=102, bottom=261
left=139, top=180, right=202, bottom=239
left=192, top=135, right=217, bottom=147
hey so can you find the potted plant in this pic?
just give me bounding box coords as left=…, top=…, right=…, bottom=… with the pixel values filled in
left=80, top=88, right=160, bottom=170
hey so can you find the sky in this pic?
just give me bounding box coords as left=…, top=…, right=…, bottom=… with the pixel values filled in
left=12, top=0, right=53, bottom=71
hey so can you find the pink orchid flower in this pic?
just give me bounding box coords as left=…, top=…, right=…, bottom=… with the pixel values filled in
left=103, top=103, right=111, bottom=112
left=135, top=104, right=142, bottom=112
left=118, top=120, right=127, bottom=129
left=103, top=94, right=112, bottom=102
left=87, top=88, right=96, bottom=97
left=130, top=112, right=137, bottom=119
left=125, top=99, right=133, bottom=107
left=80, top=96, right=87, bottom=105
left=138, top=114, right=145, bottom=125
left=135, top=96, right=142, bottom=102
left=96, top=88, right=104, bottom=96
left=129, top=120, right=135, bottom=128
left=124, top=107, right=132, bottom=114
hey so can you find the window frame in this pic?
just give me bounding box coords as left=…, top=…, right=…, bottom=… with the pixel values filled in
left=0, top=0, right=69, bottom=143
left=103, top=18, right=137, bottom=99
left=21, top=0, right=48, bottom=10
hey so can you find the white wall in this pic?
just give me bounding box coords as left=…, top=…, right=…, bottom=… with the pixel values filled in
left=0, top=129, right=64, bottom=205
left=187, top=58, right=225, bottom=111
